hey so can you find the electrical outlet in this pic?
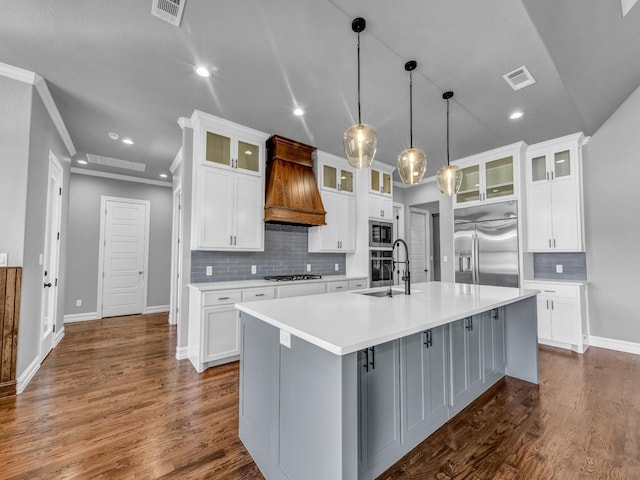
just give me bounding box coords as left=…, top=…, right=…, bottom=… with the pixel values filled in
left=206, top=266, right=213, bottom=276
left=0, top=253, right=7, bottom=266
left=76, top=299, right=82, bottom=307
left=251, top=265, right=257, bottom=275
left=306, top=264, right=311, bottom=272
left=335, top=263, right=339, bottom=271
left=555, top=264, right=563, bottom=273
left=443, top=255, right=448, bottom=262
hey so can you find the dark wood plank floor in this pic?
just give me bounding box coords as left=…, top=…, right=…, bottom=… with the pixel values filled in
left=1, top=314, right=638, bottom=479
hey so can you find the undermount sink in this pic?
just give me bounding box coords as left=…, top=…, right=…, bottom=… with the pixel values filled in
left=357, top=289, right=405, bottom=297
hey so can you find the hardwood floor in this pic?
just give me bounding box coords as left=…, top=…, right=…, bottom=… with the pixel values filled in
left=1, top=314, right=638, bottom=479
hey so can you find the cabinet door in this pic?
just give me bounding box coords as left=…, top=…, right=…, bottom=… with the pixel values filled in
left=234, top=173, right=264, bottom=250
left=308, top=191, right=339, bottom=252
left=197, top=166, right=234, bottom=248
left=527, top=151, right=549, bottom=185
left=484, top=156, right=514, bottom=200
left=493, top=308, right=506, bottom=375
left=203, top=305, right=239, bottom=362
left=401, top=332, right=429, bottom=439
left=205, top=130, right=233, bottom=168
left=339, top=194, right=357, bottom=251
left=536, top=295, right=553, bottom=340
left=427, top=326, right=449, bottom=422
left=551, top=297, right=578, bottom=344
left=526, top=182, right=554, bottom=251
left=467, top=315, right=483, bottom=393
left=550, top=179, right=581, bottom=251
left=449, top=319, right=468, bottom=407
left=361, top=340, right=401, bottom=472
left=382, top=172, right=392, bottom=195
left=234, top=135, right=262, bottom=175
left=456, top=164, right=481, bottom=204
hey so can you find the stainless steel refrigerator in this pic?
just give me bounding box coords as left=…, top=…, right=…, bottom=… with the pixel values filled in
left=454, top=200, right=519, bottom=287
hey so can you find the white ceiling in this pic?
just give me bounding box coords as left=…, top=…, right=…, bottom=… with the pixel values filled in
left=2, top=0, right=639, bottom=181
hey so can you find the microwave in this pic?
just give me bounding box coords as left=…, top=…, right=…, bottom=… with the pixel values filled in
left=369, top=220, right=393, bottom=248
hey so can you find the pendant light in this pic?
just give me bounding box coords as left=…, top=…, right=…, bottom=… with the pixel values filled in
left=436, top=91, right=463, bottom=195
left=343, top=17, right=377, bottom=169
left=397, top=60, right=427, bottom=185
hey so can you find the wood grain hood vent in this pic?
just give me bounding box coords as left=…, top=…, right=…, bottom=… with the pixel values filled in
left=264, top=135, right=326, bottom=226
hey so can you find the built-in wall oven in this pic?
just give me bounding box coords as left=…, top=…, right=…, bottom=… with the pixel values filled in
left=369, top=220, right=393, bottom=248
left=370, top=249, right=393, bottom=287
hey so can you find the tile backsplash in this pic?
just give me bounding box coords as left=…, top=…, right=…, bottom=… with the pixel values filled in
left=533, top=252, right=587, bottom=281
left=191, top=224, right=346, bottom=282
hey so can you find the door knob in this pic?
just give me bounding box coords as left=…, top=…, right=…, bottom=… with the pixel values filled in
left=44, top=282, right=52, bottom=288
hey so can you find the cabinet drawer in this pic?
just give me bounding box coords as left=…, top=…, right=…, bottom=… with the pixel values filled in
left=524, top=282, right=579, bottom=299
left=202, top=290, right=242, bottom=306
left=242, top=287, right=276, bottom=302
left=327, top=281, right=349, bottom=293
left=348, top=279, right=368, bottom=290
left=278, top=283, right=326, bottom=299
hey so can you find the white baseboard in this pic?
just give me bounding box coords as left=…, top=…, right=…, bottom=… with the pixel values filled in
left=175, top=346, right=189, bottom=360
left=64, top=311, right=100, bottom=323
left=17, top=356, right=40, bottom=395
left=53, top=327, right=65, bottom=348
left=146, top=305, right=170, bottom=314
left=590, top=335, right=640, bottom=355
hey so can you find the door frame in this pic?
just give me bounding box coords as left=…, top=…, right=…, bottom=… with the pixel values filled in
left=96, top=196, right=150, bottom=319
left=39, top=151, right=64, bottom=361
left=409, top=207, right=430, bottom=283
left=169, top=187, right=182, bottom=325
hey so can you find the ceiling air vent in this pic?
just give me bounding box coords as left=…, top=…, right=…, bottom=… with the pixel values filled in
left=87, top=154, right=147, bottom=172
left=151, top=0, right=185, bottom=27
left=503, top=65, right=536, bottom=91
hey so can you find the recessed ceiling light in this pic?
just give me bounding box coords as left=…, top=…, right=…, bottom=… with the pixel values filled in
left=509, top=111, right=523, bottom=120
left=194, top=65, right=211, bottom=78
left=108, top=132, right=120, bottom=140
left=159, top=173, right=168, bottom=178
left=293, top=108, right=304, bottom=116
left=244, top=150, right=253, bottom=155
left=77, top=159, right=88, bottom=165
left=122, top=138, right=134, bottom=145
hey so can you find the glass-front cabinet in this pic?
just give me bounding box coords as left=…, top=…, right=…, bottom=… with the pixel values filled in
left=319, top=155, right=354, bottom=194
left=202, top=125, right=263, bottom=176
left=527, top=147, right=574, bottom=185
left=370, top=168, right=392, bottom=196
left=453, top=143, right=523, bottom=208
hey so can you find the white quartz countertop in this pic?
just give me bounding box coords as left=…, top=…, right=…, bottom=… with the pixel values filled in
left=188, top=275, right=368, bottom=291
left=235, top=281, right=538, bottom=356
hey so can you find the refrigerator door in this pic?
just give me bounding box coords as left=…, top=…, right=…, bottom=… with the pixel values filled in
left=454, top=222, right=476, bottom=285
left=476, top=218, right=519, bottom=287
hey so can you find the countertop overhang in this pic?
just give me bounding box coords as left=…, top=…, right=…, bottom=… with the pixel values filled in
left=236, top=281, right=538, bottom=356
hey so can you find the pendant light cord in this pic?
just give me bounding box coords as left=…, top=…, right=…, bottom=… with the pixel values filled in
left=446, top=95, right=450, bottom=166
left=357, top=32, right=362, bottom=125
left=409, top=70, right=414, bottom=148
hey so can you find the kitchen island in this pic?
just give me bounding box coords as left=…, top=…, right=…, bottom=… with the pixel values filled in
left=235, top=282, right=538, bottom=480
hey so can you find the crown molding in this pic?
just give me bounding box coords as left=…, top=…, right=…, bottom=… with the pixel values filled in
left=71, top=167, right=172, bottom=187
left=177, top=117, right=192, bottom=129
left=0, top=61, right=76, bottom=157
left=169, top=148, right=183, bottom=174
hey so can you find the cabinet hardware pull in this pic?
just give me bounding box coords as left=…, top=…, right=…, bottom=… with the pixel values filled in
left=465, top=317, right=473, bottom=331
left=551, top=300, right=554, bottom=310
left=369, top=347, right=375, bottom=370
left=492, top=308, right=499, bottom=320
left=548, top=238, right=552, bottom=248
left=218, top=296, right=231, bottom=300
left=553, top=238, right=556, bottom=248
left=255, top=293, right=265, bottom=297
left=546, top=299, right=549, bottom=309
left=423, top=329, right=433, bottom=348
left=336, top=286, right=343, bottom=289
left=551, top=171, right=554, bottom=180
left=363, top=349, right=369, bottom=372
left=230, top=235, right=233, bottom=245
left=546, top=171, right=549, bottom=181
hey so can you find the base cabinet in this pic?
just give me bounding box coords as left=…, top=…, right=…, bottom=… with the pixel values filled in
left=449, top=316, right=483, bottom=416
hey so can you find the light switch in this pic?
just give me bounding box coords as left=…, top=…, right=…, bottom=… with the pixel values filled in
left=206, top=266, right=213, bottom=276
left=76, top=299, right=82, bottom=307
left=555, top=264, right=563, bottom=273
left=0, top=253, right=7, bottom=266
left=443, top=255, right=448, bottom=262
left=251, top=265, right=257, bottom=275
left=335, top=263, right=339, bottom=271
left=306, top=264, right=311, bottom=272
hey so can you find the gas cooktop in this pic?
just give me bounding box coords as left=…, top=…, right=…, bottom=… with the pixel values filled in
left=264, top=274, right=323, bottom=282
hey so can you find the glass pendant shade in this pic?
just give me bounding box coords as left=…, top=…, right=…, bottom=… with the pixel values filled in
left=344, top=123, right=378, bottom=169
left=436, top=164, right=463, bottom=195
left=397, top=147, right=427, bottom=185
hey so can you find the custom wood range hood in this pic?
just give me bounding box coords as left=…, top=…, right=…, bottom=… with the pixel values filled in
left=264, top=135, right=326, bottom=226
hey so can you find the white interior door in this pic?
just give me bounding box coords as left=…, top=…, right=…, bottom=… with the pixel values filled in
left=40, top=153, right=63, bottom=360
left=410, top=209, right=429, bottom=283
left=101, top=198, right=149, bottom=318
left=169, top=188, right=182, bottom=325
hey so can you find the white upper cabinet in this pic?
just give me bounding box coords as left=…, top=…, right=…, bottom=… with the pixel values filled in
left=368, top=163, right=394, bottom=220
left=525, top=133, right=585, bottom=252
left=309, top=152, right=357, bottom=252
left=190, top=111, right=269, bottom=251
left=453, top=143, right=525, bottom=208
left=369, top=167, right=393, bottom=197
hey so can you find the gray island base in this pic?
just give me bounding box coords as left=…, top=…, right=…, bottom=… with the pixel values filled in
left=237, top=283, right=538, bottom=480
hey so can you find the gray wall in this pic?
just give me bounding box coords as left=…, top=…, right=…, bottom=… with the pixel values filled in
left=191, top=224, right=346, bottom=282
left=399, top=181, right=455, bottom=282
left=583, top=84, right=640, bottom=343
left=533, top=252, right=587, bottom=281
left=0, top=77, right=31, bottom=265
left=65, top=174, right=172, bottom=315
left=0, top=76, right=72, bottom=378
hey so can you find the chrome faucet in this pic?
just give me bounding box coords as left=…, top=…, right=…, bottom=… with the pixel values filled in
left=392, top=238, right=411, bottom=295
left=382, top=263, right=394, bottom=297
